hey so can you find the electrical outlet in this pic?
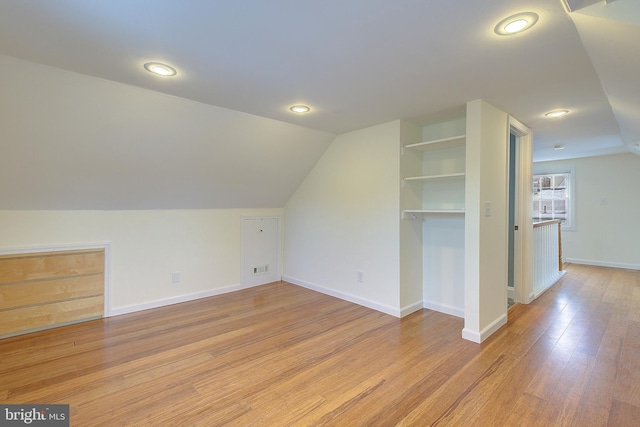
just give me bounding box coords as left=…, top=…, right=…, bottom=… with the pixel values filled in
left=357, top=271, right=364, bottom=283
left=171, top=271, right=181, bottom=284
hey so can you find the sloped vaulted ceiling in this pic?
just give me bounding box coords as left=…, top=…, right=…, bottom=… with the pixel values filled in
left=0, top=0, right=638, bottom=209
left=0, top=56, right=335, bottom=209
left=565, top=0, right=640, bottom=156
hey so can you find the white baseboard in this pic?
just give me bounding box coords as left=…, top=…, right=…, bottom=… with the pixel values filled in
left=108, top=284, right=241, bottom=317
left=401, top=300, right=424, bottom=317
left=565, top=258, right=640, bottom=271
left=423, top=300, right=464, bottom=318
left=534, top=270, right=567, bottom=299
left=461, top=328, right=481, bottom=343
left=462, top=313, right=507, bottom=344
left=527, top=292, right=536, bottom=304
left=282, top=275, right=402, bottom=318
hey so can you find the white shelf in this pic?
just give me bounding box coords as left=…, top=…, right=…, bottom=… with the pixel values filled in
left=403, top=172, right=465, bottom=185
left=403, top=134, right=466, bottom=152
left=402, top=209, right=465, bottom=219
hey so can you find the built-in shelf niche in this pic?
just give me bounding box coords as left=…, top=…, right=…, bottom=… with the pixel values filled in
left=402, top=133, right=466, bottom=218
left=402, top=209, right=465, bottom=220
left=399, top=113, right=467, bottom=321
left=403, top=172, right=465, bottom=185
left=402, top=134, right=465, bottom=152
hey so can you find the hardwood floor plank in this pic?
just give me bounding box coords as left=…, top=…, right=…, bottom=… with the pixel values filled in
left=580, top=333, right=623, bottom=413
left=502, top=393, right=548, bottom=427
left=227, top=314, right=463, bottom=426
left=464, top=335, right=559, bottom=426
left=525, top=332, right=578, bottom=400
left=540, top=388, right=583, bottom=427
left=613, top=320, right=640, bottom=407
left=570, top=397, right=610, bottom=426
left=394, top=331, right=521, bottom=426
left=607, top=399, right=640, bottom=426
left=539, top=350, right=595, bottom=426
left=1, top=264, right=639, bottom=426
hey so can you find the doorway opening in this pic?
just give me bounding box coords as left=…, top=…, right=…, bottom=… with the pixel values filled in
left=507, top=116, right=534, bottom=309
left=508, top=131, right=518, bottom=309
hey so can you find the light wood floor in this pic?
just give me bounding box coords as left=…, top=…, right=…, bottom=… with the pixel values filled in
left=1, top=264, right=639, bottom=426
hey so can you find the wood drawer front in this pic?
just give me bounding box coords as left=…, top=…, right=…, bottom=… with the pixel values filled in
left=0, top=249, right=104, bottom=285
left=0, top=249, right=105, bottom=338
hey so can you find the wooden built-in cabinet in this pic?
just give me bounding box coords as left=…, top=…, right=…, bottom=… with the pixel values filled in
left=0, top=248, right=105, bottom=338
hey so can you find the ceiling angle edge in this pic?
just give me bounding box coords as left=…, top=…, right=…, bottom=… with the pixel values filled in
left=561, top=0, right=607, bottom=13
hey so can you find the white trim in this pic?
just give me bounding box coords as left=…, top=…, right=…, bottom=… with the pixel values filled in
left=0, top=242, right=112, bottom=318
left=0, top=241, right=111, bottom=256
left=532, top=167, right=576, bottom=231
left=423, top=300, right=464, bottom=318
left=103, top=244, right=112, bottom=317
left=109, top=284, right=241, bottom=317
left=242, top=281, right=271, bottom=290
left=282, top=275, right=401, bottom=318
left=534, top=270, right=567, bottom=299
left=461, top=328, right=481, bottom=343
left=462, top=313, right=507, bottom=343
left=509, top=116, right=534, bottom=305
left=565, top=258, right=640, bottom=271
left=401, top=300, right=424, bottom=317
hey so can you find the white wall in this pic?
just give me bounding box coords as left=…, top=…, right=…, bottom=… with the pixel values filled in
left=399, top=121, right=424, bottom=312
left=0, top=55, right=330, bottom=320
left=423, top=215, right=465, bottom=316
left=535, top=153, right=640, bottom=269
left=0, top=209, right=283, bottom=314
left=464, top=100, right=509, bottom=342
left=283, top=121, right=402, bottom=315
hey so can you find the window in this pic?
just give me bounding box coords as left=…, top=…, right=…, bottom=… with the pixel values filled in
left=533, top=170, right=574, bottom=230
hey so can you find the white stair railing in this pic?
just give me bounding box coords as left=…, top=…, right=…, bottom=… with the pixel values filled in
left=533, top=219, right=566, bottom=298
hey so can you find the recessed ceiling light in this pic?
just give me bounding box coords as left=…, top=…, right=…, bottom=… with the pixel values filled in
left=545, top=109, right=570, bottom=118
left=554, top=144, right=565, bottom=150
left=144, top=62, right=177, bottom=76
left=290, top=105, right=311, bottom=114
left=494, top=12, right=539, bottom=35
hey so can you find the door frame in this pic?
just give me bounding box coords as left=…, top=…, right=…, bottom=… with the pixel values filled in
left=507, top=131, right=520, bottom=303
left=508, top=116, right=534, bottom=305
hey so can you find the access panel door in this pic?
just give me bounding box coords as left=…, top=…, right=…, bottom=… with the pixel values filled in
left=241, top=217, right=279, bottom=288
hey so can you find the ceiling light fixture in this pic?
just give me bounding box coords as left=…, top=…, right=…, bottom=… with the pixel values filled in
left=494, top=12, right=539, bottom=35
left=289, top=105, right=311, bottom=114
left=144, top=62, right=177, bottom=76
left=554, top=145, right=565, bottom=150
left=545, top=109, right=570, bottom=118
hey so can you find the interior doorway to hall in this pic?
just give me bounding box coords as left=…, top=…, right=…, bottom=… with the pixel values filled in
left=508, top=131, right=517, bottom=309
left=506, top=116, right=533, bottom=310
